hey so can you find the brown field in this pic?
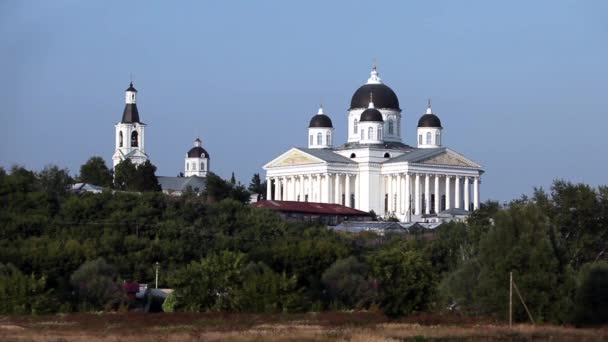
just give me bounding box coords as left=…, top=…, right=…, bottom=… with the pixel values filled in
left=0, top=312, right=606, bottom=341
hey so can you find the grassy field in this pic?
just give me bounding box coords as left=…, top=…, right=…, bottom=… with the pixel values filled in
left=1, top=312, right=606, bottom=341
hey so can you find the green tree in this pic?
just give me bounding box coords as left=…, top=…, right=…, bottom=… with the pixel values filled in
left=248, top=173, right=265, bottom=200
left=134, top=160, right=161, bottom=192
left=0, top=263, right=56, bottom=314
left=70, top=258, right=125, bottom=311
left=113, top=159, right=137, bottom=190
left=230, top=172, right=236, bottom=184
left=321, top=256, right=377, bottom=309
left=370, top=245, right=436, bottom=316
left=79, top=156, right=113, bottom=187
left=473, top=203, right=574, bottom=322
left=38, top=164, right=73, bottom=199
left=169, top=251, right=248, bottom=312
left=573, top=261, right=608, bottom=325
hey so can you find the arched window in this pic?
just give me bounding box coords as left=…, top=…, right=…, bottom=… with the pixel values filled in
left=426, top=132, right=431, bottom=145
left=200, top=162, right=204, bottom=170
left=368, top=127, right=373, bottom=140
left=317, top=132, right=322, bottom=145
left=326, top=133, right=331, bottom=146
left=186, top=163, right=189, bottom=170
left=418, top=134, right=422, bottom=145
left=384, top=152, right=390, bottom=158
left=131, top=131, right=138, bottom=147
left=378, top=128, right=382, bottom=140
left=192, top=162, right=196, bottom=170
left=119, top=131, right=123, bottom=147
left=350, top=153, right=356, bottom=158
left=309, top=135, right=313, bottom=145
left=388, top=119, right=394, bottom=134
left=360, top=129, right=364, bottom=140
left=353, top=119, right=358, bottom=134
left=436, top=132, right=441, bottom=146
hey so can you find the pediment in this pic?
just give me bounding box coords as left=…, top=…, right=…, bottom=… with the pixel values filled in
left=265, top=149, right=324, bottom=168
left=418, top=151, right=479, bottom=168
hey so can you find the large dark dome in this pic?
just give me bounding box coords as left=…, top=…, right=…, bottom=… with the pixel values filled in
left=350, top=83, right=400, bottom=110
left=360, top=108, right=384, bottom=122
left=417, top=114, right=442, bottom=128
left=187, top=146, right=210, bottom=158
left=309, top=114, right=333, bottom=128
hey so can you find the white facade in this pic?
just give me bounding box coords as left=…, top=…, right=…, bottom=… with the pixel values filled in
left=263, top=67, right=484, bottom=223
left=112, top=83, right=149, bottom=169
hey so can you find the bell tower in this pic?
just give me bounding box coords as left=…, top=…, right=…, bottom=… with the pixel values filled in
left=112, top=82, right=149, bottom=169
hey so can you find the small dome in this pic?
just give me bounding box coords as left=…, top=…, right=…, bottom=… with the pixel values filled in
left=309, top=114, right=333, bottom=128
left=187, top=146, right=210, bottom=158
left=360, top=108, right=384, bottom=122
left=417, top=114, right=441, bottom=128
left=417, top=103, right=442, bottom=128
left=126, top=82, right=137, bottom=92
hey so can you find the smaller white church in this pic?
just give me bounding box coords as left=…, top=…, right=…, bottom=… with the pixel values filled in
left=112, top=83, right=209, bottom=195
left=263, top=66, right=484, bottom=222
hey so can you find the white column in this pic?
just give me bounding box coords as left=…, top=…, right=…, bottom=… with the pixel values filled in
left=434, top=175, right=440, bottom=214
left=317, top=174, right=322, bottom=202
left=283, top=177, right=288, bottom=200
left=266, top=177, right=271, bottom=200
left=299, top=176, right=304, bottom=201
left=464, top=177, right=470, bottom=211
left=354, top=174, right=360, bottom=209
left=445, top=176, right=451, bottom=210
left=414, top=174, right=421, bottom=215
left=405, top=173, right=411, bottom=218
left=455, top=176, right=461, bottom=209
left=334, top=174, right=340, bottom=204
left=275, top=178, right=281, bottom=201
left=424, top=174, right=431, bottom=215
left=397, top=174, right=402, bottom=214
left=387, top=175, right=393, bottom=214
left=474, top=177, right=480, bottom=210
left=345, top=174, right=351, bottom=207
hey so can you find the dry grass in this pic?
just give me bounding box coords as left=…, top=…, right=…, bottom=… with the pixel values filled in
left=0, top=312, right=606, bottom=341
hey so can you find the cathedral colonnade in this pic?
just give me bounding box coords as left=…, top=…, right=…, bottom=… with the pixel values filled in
left=266, top=172, right=480, bottom=217
left=266, top=173, right=359, bottom=207
left=382, top=173, right=480, bottom=217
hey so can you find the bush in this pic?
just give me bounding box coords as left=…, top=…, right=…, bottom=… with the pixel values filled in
left=573, top=261, right=608, bottom=325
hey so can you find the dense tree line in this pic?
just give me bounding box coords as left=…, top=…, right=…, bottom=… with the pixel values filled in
left=0, top=163, right=606, bottom=325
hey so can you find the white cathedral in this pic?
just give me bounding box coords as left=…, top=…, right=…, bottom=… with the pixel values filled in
left=111, top=82, right=209, bottom=194
left=263, top=66, right=484, bottom=222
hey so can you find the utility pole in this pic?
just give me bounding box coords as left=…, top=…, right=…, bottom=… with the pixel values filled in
left=509, top=272, right=513, bottom=328
left=155, top=262, right=160, bottom=289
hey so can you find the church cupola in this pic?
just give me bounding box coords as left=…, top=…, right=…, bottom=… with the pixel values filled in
left=112, top=81, right=148, bottom=169
left=358, top=94, right=384, bottom=144
left=416, top=100, right=443, bottom=148
left=308, top=105, right=334, bottom=149
left=347, top=64, right=402, bottom=144
left=184, top=137, right=210, bottom=177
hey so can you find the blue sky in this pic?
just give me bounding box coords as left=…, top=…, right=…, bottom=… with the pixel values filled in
left=1, top=0, right=607, bottom=202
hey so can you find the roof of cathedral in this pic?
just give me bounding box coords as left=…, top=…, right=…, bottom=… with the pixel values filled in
left=297, top=148, right=356, bottom=164
left=417, top=102, right=442, bottom=128
left=360, top=107, right=384, bottom=122
left=337, top=141, right=413, bottom=150
left=418, top=113, right=442, bottom=128
left=308, top=106, right=333, bottom=128
left=158, top=176, right=206, bottom=193
left=351, top=83, right=399, bottom=110
left=383, top=147, right=446, bottom=164
left=121, top=104, right=141, bottom=123
left=187, top=146, right=210, bottom=158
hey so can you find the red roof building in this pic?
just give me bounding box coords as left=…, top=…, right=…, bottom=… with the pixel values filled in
left=252, top=200, right=371, bottom=226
